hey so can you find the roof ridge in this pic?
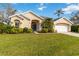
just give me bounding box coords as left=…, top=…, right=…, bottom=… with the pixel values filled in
left=54, top=17, right=73, bottom=24
left=9, top=10, right=44, bottom=20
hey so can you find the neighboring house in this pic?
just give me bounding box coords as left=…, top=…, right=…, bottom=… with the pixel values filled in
left=9, top=11, right=73, bottom=33
left=54, top=17, right=73, bottom=33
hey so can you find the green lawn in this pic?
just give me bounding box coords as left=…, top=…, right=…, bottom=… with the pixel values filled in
left=0, top=33, right=79, bottom=56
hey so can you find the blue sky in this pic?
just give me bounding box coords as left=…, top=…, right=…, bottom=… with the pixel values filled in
left=12, top=3, right=68, bottom=19
left=1, top=3, right=79, bottom=19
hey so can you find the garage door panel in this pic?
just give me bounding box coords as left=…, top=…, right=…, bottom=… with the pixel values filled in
left=55, top=25, right=68, bottom=33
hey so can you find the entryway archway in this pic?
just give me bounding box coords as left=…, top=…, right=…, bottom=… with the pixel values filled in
left=31, top=20, right=39, bottom=31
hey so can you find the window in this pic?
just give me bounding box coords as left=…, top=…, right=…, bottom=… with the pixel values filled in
left=15, top=20, right=20, bottom=28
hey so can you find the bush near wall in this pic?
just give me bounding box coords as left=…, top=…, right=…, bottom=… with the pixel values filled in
left=71, top=25, right=79, bottom=32
left=41, top=28, right=48, bottom=33
left=23, top=27, right=33, bottom=33
left=48, top=28, right=54, bottom=33
left=0, top=23, right=8, bottom=33
left=4, top=25, right=13, bottom=34
left=0, top=23, right=33, bottom=34
left=27, top=28, right=33, bottom=33
left=11, top=28, right=23, bottom=34
left=23, top=27, right=28, bottom=33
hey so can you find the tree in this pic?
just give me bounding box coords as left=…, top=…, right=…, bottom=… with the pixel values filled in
left=6, top=4, right=16, bottom=16
left=42, top=18, right=54, bottom=32
left=54, top=9, right=64, bottom=18
left=71, top=11, right=79, bottom=24
left=0, top=3, right=17, bottom=24
left=0, top=11, right=4, bottom=22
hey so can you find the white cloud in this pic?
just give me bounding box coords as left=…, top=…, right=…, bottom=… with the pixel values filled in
left=38, top=3, right=47, bottom=11
left=38, top=6, right=46, bottom=11
left=62, top=4, right=79, bottom=14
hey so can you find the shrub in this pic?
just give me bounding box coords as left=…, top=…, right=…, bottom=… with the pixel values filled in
left=78, top=28, right=79, bottom=32
left=27, top=28, right=33, bottom=33
left=23, top=27, right=33, bottom=33
left=0, top=23, right=10, bottom=33
left=71, top=25, right=79, bottom=32
left=0, top=23, right=32, bottom=34
left=4, top=25, right=13, bottom=34
left=23, top=27, right=28, bottom=33
left=9, top=28, right=23, bottom=34
left=11, top=28, right=19, bottom=34
left=0, top=23, right=15, bottom=34
left=41, top=28, right=48, bottom=33
left=18, top=28, right=23, bottom=33
left=48, top=28, right=54, bottom=33
left=0, top=23, right=5, bottom=33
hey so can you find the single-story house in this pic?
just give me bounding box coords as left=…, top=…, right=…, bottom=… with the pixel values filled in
left=9, top=11, right=73, bottom=33
left=9, top=11, right=43, bottom=31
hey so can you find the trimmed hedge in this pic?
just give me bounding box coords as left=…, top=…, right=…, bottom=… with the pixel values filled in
left=71, top=25, right=79, bottom=32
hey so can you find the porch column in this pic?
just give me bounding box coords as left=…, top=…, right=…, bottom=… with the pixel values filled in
left=38, top=23, right=42, bottom=31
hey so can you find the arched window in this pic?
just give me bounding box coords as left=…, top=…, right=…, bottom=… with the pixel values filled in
left=14, top=20, right=20, bottom=28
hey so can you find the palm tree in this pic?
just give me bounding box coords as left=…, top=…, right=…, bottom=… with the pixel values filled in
left=54, top=9, right=64, bottom=18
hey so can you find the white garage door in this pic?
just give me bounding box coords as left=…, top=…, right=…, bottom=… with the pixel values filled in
left=55, top=25, right=68, bottom=33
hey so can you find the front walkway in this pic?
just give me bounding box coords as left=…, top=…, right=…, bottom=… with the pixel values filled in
left=61, top=32, right=79, bottom=37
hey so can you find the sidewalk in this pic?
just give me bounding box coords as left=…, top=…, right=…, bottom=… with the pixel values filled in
left=61, top=32, right=79, bottom=37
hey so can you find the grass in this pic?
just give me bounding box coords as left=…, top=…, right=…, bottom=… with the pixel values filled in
left=0, top=33, right=79, bottom=56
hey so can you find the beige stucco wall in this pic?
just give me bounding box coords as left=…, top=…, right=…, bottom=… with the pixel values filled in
left=24, top=12, right=42, bottom=23
left=54, top=18, right=72, bottom=25
left=10, top=16, right=31, bottom=28
left=10, top=12, right=43, bottom=31
left=24, top=12, right=43, bottom=31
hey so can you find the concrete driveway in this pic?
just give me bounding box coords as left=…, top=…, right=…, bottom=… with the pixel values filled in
left=61, top=32, right=79, bottom=37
